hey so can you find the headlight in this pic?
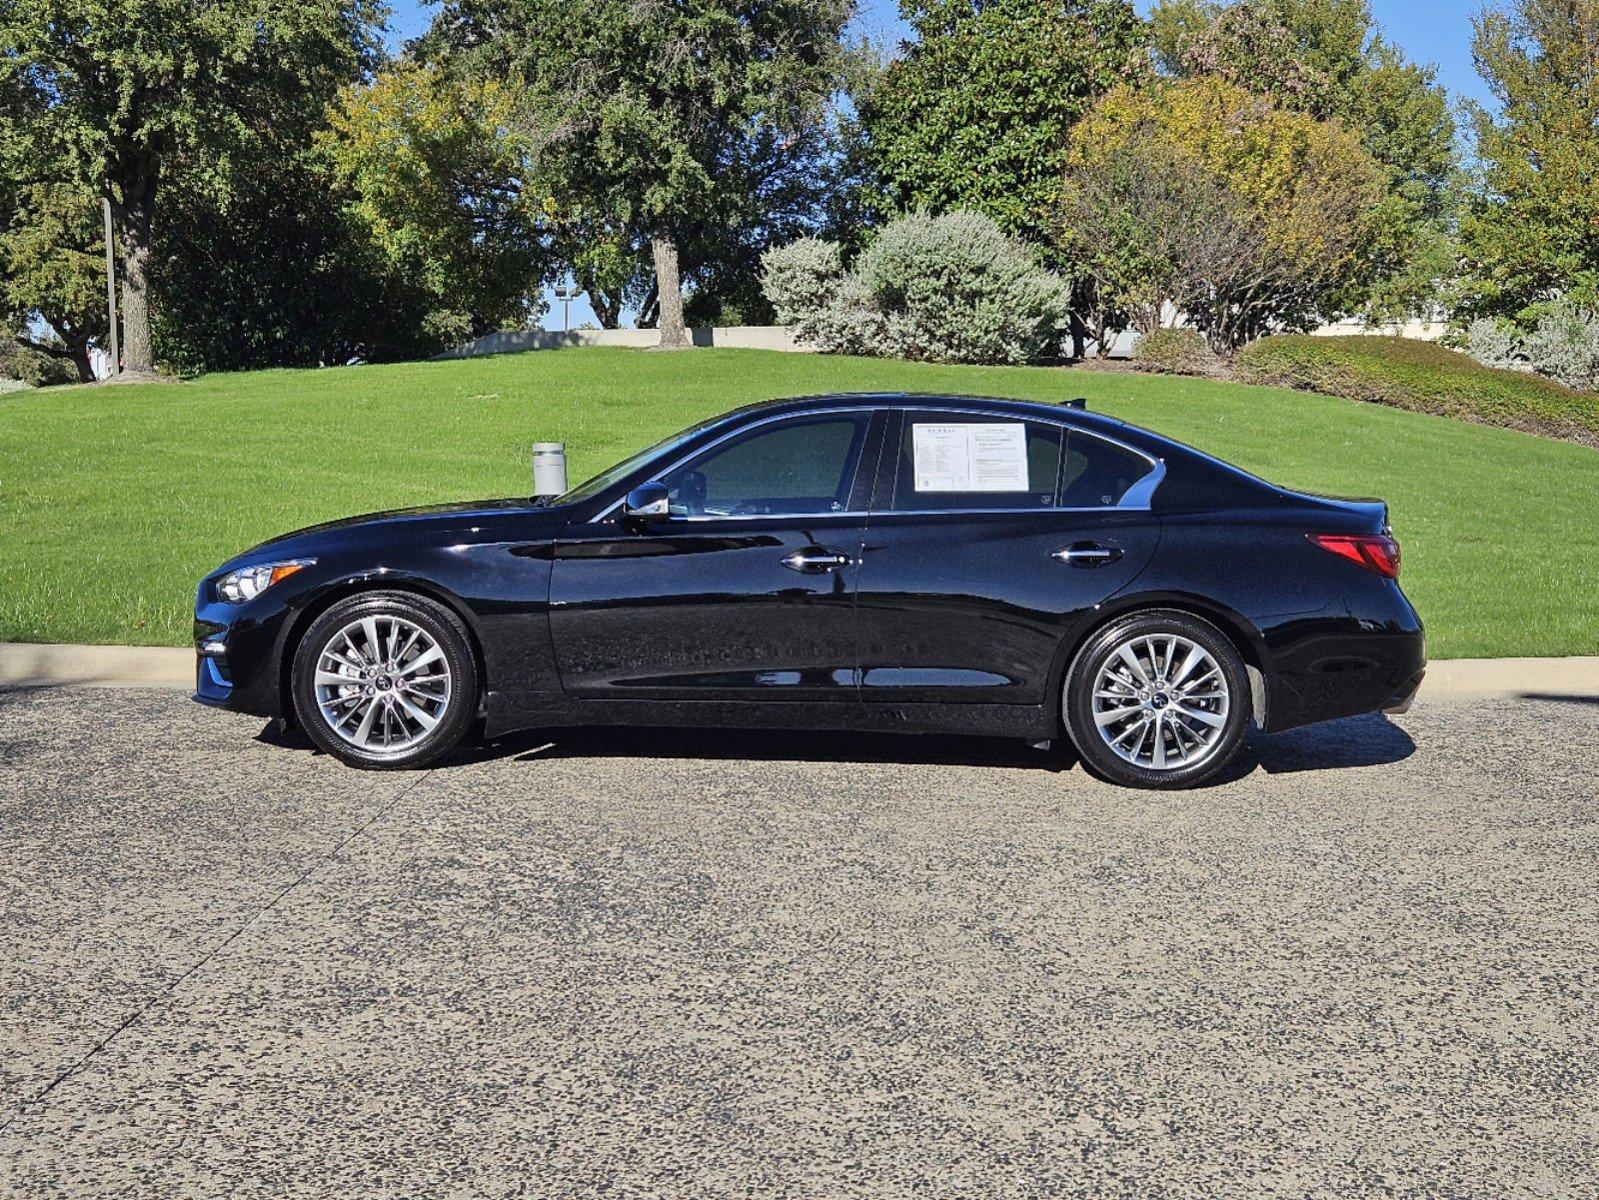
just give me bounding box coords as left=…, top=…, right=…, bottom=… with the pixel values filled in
left=215, top=559, right=314, bottom=604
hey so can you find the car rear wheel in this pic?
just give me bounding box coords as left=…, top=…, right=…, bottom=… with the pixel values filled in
left=1063, top=611, right=1252, bottom=790
left=291, top=591, right=479, bottom=770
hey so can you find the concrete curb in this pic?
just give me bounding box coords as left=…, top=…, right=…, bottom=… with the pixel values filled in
left=0, top=643, right=193, bottom=690
left=1, top=642, right=1595, bottom=702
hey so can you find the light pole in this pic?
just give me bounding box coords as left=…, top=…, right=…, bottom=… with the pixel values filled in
left=552, top=283, right=575, bottom=333
left=101, top=198, right=119, bottom=378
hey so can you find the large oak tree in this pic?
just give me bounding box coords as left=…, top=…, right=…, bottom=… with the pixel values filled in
left=429, top=0, right=855, bottom=348
left=0, top=0, right=382, bottom=375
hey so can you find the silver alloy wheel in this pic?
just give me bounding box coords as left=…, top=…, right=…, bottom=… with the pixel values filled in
left=313, top=614, right=452, bottom=754
left=1089, top=633, right=1230, bottom=771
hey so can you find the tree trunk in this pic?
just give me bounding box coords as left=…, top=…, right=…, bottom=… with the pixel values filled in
left=114, top=165, right=158, bottom=376
left=573, top=266, right=623, bottom=329
left=1067, top=311, right=1088, bottom=360
left=650, top=234, right=690, bottom=350
left=68, top=336, right=94, bottom=383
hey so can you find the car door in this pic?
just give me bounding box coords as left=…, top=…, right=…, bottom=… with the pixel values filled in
left=853, top=408, right=1163, bottom=706
left=548, top=408, right=883, bottom=701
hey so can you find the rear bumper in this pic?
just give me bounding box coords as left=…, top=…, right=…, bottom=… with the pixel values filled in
left=1382, top=667, right=1426, bottom=715
left=1261, top=581, right=1425, bottom=733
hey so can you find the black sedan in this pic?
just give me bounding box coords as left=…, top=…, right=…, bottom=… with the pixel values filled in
left=194, top=393, right=1424, bottom=789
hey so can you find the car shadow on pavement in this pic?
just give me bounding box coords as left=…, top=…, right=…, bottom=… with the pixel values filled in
left=1233, top=712, right=1416, bottom=778
left=425, top=710, right=1417, bottom=783
left=472, top=726, right=1074, bottom=772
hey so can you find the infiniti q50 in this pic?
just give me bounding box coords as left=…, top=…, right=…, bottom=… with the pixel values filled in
left=193, top=393, right=1424, bottom=789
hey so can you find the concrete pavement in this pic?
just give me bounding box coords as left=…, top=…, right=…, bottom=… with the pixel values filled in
left=1, top=685, right=1594, bottom=1197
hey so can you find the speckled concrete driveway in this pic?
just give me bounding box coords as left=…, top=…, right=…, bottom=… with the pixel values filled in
left=2, top=687, right=1595, bottom=1198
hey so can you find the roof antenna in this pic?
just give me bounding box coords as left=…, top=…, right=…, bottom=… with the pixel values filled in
left=1062, top=397, right=1087, bottom=410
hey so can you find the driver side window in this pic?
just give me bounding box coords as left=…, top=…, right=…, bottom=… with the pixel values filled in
left=659, top=413, right=870, bottom=518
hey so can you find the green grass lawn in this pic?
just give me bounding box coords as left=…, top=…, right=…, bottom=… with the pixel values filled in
left=2, top=346, right=1595, bottom=658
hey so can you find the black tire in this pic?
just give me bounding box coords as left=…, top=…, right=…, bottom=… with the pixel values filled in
left=1062, top=610, right=1252, bottom=790
left=290, top=590, right=480, bottom=770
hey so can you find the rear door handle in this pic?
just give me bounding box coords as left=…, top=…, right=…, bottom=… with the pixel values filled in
left=1052, top=542, right=1123, bottom=567
left=782, top=547, right=854, bottom=573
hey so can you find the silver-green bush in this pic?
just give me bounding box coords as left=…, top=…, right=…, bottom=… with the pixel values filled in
left=1523, top=298, right=1599, bottom=393
left=1465, top=317, right=1523, bottom=371
left=761, top=211, right=1070, bottom=364
left=760, top=238, right=883, bottom=356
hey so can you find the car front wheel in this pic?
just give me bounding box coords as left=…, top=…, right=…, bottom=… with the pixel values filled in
left=1063, top=611, right=1252, bottom=790
left=291, top=590, right=479, bottom=770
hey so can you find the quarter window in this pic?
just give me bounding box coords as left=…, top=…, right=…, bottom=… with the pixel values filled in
left=658, top=413, right=870, bottom=518
left=1059, top=433, right=1151, bottom=508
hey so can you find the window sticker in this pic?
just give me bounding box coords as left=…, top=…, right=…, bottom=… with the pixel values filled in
left=912, top=423, right=1029, bottom=492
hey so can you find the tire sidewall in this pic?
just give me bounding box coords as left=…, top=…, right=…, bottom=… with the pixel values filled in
left=291, top=591, right=479, bottom=770
left=1063, top=611, right=1252, bottom=790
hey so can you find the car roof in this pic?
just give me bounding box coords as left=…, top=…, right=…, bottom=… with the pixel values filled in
left=726, top=391, right=1163, bottom=451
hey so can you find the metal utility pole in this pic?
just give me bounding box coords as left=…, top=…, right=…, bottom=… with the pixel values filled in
left=101, top=198, right=119, bottom=378
left=553, top=283, right=574, bottom=332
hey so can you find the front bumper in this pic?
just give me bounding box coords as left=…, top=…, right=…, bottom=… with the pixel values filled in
left=191, top=583, right=298, bottom=718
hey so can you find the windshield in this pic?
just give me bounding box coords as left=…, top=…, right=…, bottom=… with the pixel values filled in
left=554, top=413, right=730, bottom=506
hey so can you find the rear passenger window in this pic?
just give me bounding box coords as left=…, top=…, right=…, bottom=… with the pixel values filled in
left=1059, top=433, right=1152, bottom=507
left=890, top=416, right=1062, bottom=510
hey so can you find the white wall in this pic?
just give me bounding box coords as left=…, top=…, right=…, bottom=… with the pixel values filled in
left=436, top=325, right=804, bottom=359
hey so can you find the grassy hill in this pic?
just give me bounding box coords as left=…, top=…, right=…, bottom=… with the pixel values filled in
left=1, top=346, right=1595, bottom=659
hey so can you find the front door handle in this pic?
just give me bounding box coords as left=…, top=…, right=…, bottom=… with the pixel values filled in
left=1052, top=542, right=1123, bottom=567
left=781, top=547, right=854, bottom=573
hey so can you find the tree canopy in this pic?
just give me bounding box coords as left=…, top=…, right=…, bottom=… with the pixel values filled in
left=0, top=0, right=383, bottom=373
left=1458, top=0, right=1599, bottom=325
left=319, top=60, right=551, bottom=346
left=426, top=0, right=856, bottom=347
left=1062, top=77, right=1384, bottom=349
left=1148, top=0, right=1456, bottom=321
left=862, top=0, right=1147, bottom=251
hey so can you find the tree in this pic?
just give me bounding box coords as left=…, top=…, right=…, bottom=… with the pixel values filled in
left=861, top=0, right=1148, bottom=251
left=429, top=0, right=855, bottom=348
left=319, top=60, right=553, bottom=349
left=1060, top=78, right=1383, bottom=350
left=1458, top=0, right=1599, bottom=325
left=0, top=0, right=383, bottom=376
left=1149, top=0, right=1457, bottom=321
left=0, top=183, right=106, bottom=381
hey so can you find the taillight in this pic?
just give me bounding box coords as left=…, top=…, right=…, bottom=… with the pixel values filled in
left=1309, top=532, right=1401, bottom=579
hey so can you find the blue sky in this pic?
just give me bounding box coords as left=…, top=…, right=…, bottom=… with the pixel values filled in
left=386, top=0, right=1492, bottom=106
left=383, top=0, right=1492, bottom=328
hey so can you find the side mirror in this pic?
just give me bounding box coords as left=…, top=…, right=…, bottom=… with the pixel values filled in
left=622, top=480, right=671, bottom=523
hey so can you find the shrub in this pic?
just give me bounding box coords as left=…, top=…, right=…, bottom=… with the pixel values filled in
left=1523, top=297, right=1599, bottom=393
left=1237, top=334, right=1598, bottom=447
left=761, top=211, right=1071, bottom=365
left=0, top=339, right=77, bottom=388
left=0, top=376, right=33, bottom=395
left=1130, top=327, right=1220, bottom=376
left=853, top=211, right=1072, bottom=364
left=760, top=238, right=880, bottom=355
left=1465, top=317, right=1523, bottom=371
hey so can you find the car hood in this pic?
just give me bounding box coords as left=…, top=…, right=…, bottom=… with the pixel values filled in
left=217, top=498, right=569, bottom=575
left=256, top=498, right=538, bottom=543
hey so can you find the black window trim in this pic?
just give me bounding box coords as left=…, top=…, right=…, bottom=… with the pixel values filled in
left=589, top=404, right=1164, bottom=523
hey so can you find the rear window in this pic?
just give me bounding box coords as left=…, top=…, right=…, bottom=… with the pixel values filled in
left=890, top=416, right=1063, bottom=510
